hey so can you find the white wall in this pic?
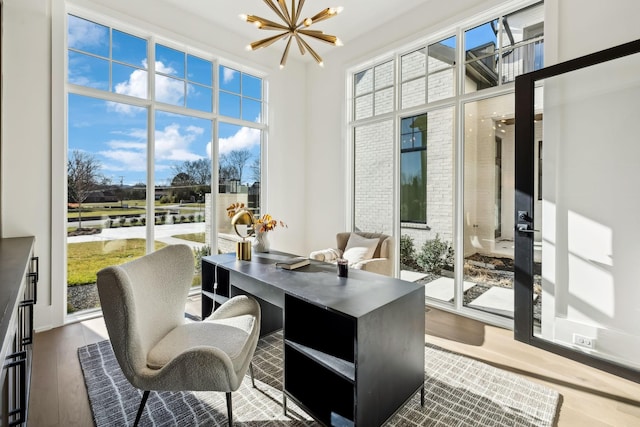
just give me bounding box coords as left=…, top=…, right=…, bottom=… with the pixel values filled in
left=2, top=0, right=53, bottom=328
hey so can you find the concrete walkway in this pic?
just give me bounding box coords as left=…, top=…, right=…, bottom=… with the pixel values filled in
left=67, top=223, right=207, bottom=250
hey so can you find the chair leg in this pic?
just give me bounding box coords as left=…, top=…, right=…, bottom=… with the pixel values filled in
left=133, top=390, right=150, bottom=427
left=226, top=392, right=233, bottom=427
left=249, top=362, right=256, bottom=388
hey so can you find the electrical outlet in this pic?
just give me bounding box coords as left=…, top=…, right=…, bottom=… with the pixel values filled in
left=573, top=333, right=595, bottom=349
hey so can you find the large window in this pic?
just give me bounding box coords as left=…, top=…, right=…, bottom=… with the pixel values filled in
left=349, top=1, right=543, bottom=323
left=66, top=14, right=265, bottom=315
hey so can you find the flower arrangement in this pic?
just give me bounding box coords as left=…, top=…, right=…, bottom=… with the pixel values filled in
left=255, top=213, right=287, bottom=233
left=226, top=202, right=286, bottom=234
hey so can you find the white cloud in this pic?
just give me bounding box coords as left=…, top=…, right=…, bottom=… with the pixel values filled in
left=68, top=16, right=107, bottom=51
left=99, top=149, right=147, bottom=172
left=186, top=125, right=204, bottom=135
left=99, top=123, right=205, bottom=173
left=223, top=67, right=237, bottom=84
left=155, top=123, right=204, bottom=162
left=107, top=141, right=146, bottom=150
left=155, top=61, right=177, bottom=75
left=219, top=126, right=261, bottom=155
left=111, top=61, right=183, bottom=115
left=114, top=69, right=148, bottom=99
left=99, top=134, right=147, bottom=173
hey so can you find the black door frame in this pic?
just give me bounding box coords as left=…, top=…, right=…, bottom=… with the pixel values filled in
left=514, top=38, right=640, bottom=384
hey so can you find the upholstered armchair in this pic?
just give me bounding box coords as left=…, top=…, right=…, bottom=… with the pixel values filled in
left=96, top=244, right=261, bottom=427
left=309, top=231, right=393, bottom=277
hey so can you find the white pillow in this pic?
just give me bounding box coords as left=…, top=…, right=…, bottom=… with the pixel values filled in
left=342, top=234, right=379, bottom=265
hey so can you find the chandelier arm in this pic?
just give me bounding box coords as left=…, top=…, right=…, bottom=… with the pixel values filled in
left=297, top=29, right=339, bottom=45
left=262, top=0, right=290, bottom=25
left=296, top=35, right=323, bottom=65
left=293, top=33, right=307, bottom=55
left=280, top=35, right=293, bottom=68
left=250, top=32, right=291, bottom=50
left=250, top=16, right=290, bottom=31
left=308, top=7, right=341, bottom=25
left=293, top=0, right=305, bottom=25
left=276, top=0, right=292, bottom=26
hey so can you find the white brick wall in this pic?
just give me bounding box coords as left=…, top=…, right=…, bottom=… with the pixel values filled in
left=354, top=120, right=394, bottom=235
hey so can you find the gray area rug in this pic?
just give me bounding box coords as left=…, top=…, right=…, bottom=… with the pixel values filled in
left=78, top=332, right=561, bottom=426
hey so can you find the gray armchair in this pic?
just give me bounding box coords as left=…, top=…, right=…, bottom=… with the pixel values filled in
left=310, top=231, right=393, bottom=276
left=96, top=244, right=261, bottom=427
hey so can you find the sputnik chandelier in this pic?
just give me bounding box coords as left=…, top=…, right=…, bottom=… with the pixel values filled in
left=241, top=0, right=343, bottom=68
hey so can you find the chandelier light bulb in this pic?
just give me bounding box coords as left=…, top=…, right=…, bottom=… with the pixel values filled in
left=239, top=14, right=248, bottom=21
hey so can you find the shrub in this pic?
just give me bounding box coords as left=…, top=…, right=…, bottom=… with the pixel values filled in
left=416, top=234, right=454, bottom=273
left=188, top=214, right=195, bottom=222
left=193, top=245, right=212, bottom=275
left=119, top=217, right=127, bottom=226
left=400, top=234, right=416, bottom=267
left=180, top=215, right=187, bottom=223
left=141, top=217, right=146, bottom=226
left=130, top=217, right=139, bottom=226
left=172, top=215, right=179, bottom=224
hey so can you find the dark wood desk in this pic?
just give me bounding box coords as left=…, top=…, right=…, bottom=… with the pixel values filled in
left=202, top=251, right=425, bottom=427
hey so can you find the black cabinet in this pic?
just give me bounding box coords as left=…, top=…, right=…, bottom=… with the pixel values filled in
left=0, top=237, right=37, bottom=426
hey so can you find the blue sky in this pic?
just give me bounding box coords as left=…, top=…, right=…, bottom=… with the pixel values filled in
left=67, top=15, right=262, bottom=187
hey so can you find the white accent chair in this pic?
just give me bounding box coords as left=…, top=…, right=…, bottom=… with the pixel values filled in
left=309, top=231, right=393, bottom=277
left=96, top=244, right=261, bottom=427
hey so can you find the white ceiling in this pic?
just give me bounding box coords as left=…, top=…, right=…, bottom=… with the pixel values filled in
left=158, top=0, right=430, bottom=56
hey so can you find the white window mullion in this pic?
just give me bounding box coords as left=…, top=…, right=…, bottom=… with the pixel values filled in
left=146, top=36, right=156, bottom=254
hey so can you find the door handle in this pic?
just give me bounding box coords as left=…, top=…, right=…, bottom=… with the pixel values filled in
left=516, top=224, right=539, bottom=233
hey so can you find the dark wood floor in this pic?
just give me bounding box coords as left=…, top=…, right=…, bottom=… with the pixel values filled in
left=27, top=298, right=640, bottom=426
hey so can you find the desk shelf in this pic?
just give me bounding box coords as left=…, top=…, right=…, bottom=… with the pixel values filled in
left=284, top=340, right=355, bottom=382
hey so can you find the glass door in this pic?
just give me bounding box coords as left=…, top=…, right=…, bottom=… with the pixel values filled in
left=514, top=40, right=640, bottom=382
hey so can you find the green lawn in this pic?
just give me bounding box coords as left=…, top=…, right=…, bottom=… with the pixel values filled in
left=172, top=232, right=205, bottom=243
left=67, top=239, right=167, bottom=286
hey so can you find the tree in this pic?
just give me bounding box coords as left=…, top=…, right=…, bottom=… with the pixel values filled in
left=227, top=149, right=252, bottom=184
left=68, top=150, right=102, bottom=229
left=171, top=158, right=211, bottom=186
left=250, top=158, right=261, bottom=183
left=171, top=172, right=194, bottom=187
left=219, top=153, right=238, bottom=181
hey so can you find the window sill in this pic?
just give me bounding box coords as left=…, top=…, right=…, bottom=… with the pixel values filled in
left=401, top=222, right=431, bottom=230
